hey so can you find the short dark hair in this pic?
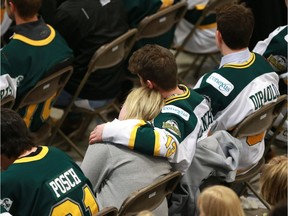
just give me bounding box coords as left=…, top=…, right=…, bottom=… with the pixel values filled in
left=128, top=44, right=178, bottom=91
left=1, top=108, right=35, bottom=159
left=7, top=0, right=41, bottom=19
left=216, top=4, right=254, bottom=49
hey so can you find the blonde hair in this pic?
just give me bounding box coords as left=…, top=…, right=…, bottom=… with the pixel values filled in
left=197, top=185, right=245, bottom=216
left=119, top=87, right=164, bottom=121
left=260, top=155, right=288, bottom=205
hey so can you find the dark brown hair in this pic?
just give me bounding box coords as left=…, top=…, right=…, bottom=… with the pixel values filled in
left=7, top=0, right=41, bottom=19
left=128, top=44, right=178, bottom=91
left=216, top=4, right=254, bottom=49
left=1, top=108, right=35, bottom=158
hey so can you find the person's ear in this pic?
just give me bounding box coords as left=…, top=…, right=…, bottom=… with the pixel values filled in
left=146, top=80, right=154, bottom=89
left=216, top=30, right=222, bottom=46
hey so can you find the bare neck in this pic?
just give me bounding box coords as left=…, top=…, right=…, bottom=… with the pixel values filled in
left=15, top=15, right=38, bottom=25
left=161, top=86, right=184, bottom=99
left=220, top=43, right=248, bottom=56
left=18, top=146, right=38, bottom=158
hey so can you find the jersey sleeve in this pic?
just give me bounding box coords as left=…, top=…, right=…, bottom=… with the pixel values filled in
left=102, top=115, right=198, bottom=174
left=102, top=119, right=175, bottom=157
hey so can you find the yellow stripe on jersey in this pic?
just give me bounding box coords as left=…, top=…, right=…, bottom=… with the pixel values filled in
left=198, top=22, right=217, bottom=30
left=128, top=120, right=147, bottom=149
left=13, top=25, right=56, bottom=46
left=195, top=4, right=206, bottom=10
left=165, top=85, right=190, bottom=104
left=14, top=146, right=49, bottom=163
left=160, top=0, right=174, bottom=10
left=223, top=52, right=256, bottom=69
left=23, top=103, right=38, bottom=128
left=154, top=130, right=161, bottom=156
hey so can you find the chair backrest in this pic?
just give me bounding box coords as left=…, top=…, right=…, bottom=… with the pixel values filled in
left=14, top=63, right=73, bottom=111
left=118, top=171, right=182, bottom=216
left=136, top=1, right=187, bottom=41
left=68, top=28, right=138, bottom=109
left=1, top=95, right=15, bottom=109
left=231, top=94, right=287, bottom=138
left=47, top=29, right=138, bottom=148
left=88, top=28, right=138, bottom=73
left=95, top=207, right=118, bottom=216
left=174, top=0, right=237, bottom=57
left=234, top=157, right=265, bottom=183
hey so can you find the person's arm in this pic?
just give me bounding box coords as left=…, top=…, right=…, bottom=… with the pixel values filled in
left=89, top=116, right=199, bottom=174
left=90, top=119, right=177, bottom=157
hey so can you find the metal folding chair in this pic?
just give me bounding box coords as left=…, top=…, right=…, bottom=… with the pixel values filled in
left=48, top=29, right=138, bottom=158
left=135, top=1, right=187, bottom=41
left=118, top=171, right=182, bottom=216
left=1, top=95, right=15, bottom=109
left=14, top=59, right=73, bottom=143
left=230, top=94, right=287, bottom=210
left=95, top=206, right=118, bottom=216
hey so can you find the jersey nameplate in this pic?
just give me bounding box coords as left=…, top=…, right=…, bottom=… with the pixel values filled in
left=48, top=168, right=82, bottom=198
left=206, top=73, right=234, bottom=96
left=162, top=105, right=190, bottom=121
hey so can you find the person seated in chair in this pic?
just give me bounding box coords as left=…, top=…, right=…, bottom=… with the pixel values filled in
left=81, top=87, right=172, bottom=215
left=253, top=24, right=288, bottom=149
left=0, top=108, right=99, bottom=216
left=1, top=0, right=73, bottom=132
left=54, top=0, right=129, bottom=111
left=173, top=0, right=219, bottom=54
left=193, top=4, right=280, bottom=170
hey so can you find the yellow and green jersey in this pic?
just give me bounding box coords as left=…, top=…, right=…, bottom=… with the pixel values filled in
left=101, top=85, right=213, bottom=173
left=1, top=146, right=98, bottom=216
left=1, top=18, right=73, bottom=132
left=194, top=50, right=280, bottom=169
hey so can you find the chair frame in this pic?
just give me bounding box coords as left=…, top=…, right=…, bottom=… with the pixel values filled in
left=230, top=94, right=287, bottom=210
left=118, top=171, right=182, bottom=216
left=136, top=0, right=187, bottom=41
left=95, top=206, right=118, bottom=216
left=48, top=29, right=138, bottom=158
left=1, top=95, right=15, bottom=109
left=14, top=61, right=73, bottom=143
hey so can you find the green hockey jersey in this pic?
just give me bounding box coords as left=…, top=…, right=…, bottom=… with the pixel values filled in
left=1, top=146, right=98, bottom=216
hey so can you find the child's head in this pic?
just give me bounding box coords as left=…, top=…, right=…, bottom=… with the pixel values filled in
left=260, top=155, right=288, bottom=205
left=197, top=185, right=245, bottom=216
left=119, top=86, right=164, bottom=121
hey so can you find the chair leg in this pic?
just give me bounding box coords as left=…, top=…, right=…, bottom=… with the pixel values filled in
left=245, top=181, right=271, bottom=210
left=57, top=128, right=85, bottom=159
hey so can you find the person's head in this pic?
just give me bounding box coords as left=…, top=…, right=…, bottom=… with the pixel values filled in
left=260, top=155, right=288, bottom=206
left=197, top=185, right=245, bottom=216
left=128, top=44, right=178, bottom=92
left=1, top=108, right=35, bottom=169
left=4, top=0, right=41, bottom=20
left=118, top=86, right=164, bottom=121
left=216, top=4, right=254, bottom=50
